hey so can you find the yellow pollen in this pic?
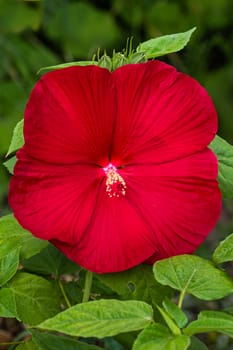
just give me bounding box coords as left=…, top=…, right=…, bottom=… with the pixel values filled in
left=103, top=164, right=126, bottom=198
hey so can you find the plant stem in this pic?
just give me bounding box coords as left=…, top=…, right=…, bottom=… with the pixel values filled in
left=58, top=279, right=72, bottom=308
left=82, top=270, right=93, bottom=303
left=178, top=268, right=197, bottom=308
left=178, top=290, right=186, bottom=309
left=0, top=340, right=25, bottom=346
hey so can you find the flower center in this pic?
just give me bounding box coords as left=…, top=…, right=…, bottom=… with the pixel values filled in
left=103, top=163, right=126, bottom=198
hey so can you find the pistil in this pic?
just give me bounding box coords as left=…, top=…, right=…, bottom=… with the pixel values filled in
left=103, top=163, right=126, bottom=198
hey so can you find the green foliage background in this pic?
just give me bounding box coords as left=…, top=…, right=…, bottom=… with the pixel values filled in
left=1, top=0, right=233, bottom=212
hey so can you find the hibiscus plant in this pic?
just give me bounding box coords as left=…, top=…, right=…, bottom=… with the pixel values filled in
left=1, top=28, right=233, bottom=350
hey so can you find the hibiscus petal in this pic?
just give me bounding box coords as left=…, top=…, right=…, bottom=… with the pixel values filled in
left=52, top=184, right=157, bottom=273
left=123, top=149, right=221, bottom=262
left=50, top=150, right=221, bottom=272
left=9, top=150, right=102, bottom=242
left=23, top=66, right=114, bottom=165
left=9, top=152, right=157, bottom=273
left=111, top=61, right=218, bottom=165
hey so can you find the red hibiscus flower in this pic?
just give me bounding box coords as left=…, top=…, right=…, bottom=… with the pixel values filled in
left=9, top=61, right=221, bottom=273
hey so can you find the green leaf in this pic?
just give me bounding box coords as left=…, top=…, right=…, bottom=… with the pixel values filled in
left=213, top=233, right=233, bottom=264
left=0, top=214, right=48, bottom=259
left=38, top=61, right=98, bottom=73
left=0, top=215, right=23, bottom=257
left=16, top=340, right=38, bottom=350
left=3, top=156, right=16, bottom=174
left=0, top=288, right=19, bottom=318
left=17, top=329, right=102, bottom=350
left=188, top=336, right=209, bottom=350
left=209, top=135, right=233, bottom=198
left=6, top=272, right=62, bottom=325
left=133, top=323, right=190, bottom=350
left=96, top=265, right=172, bottom=306
left=153, top=255, right=233, bottom=300
left=0, top=248, right=20, bottom=286
left=136, top=27, right=196, bottom=58
left=38, top=299, right=153, bottom=338
left=184, top=311, right=233, bottom=338
left=6, top=119, right=24, bottom=156
left=22, top=244, right=79, bottom=276
left=156, top=305, right=181, bottom=335
left=162, top=298, right=188, bottom=328
left=20, top=234, right=48, bottom=260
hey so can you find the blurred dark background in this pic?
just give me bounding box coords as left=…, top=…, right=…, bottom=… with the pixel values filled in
left=1, top=0, right=233, bottom=214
